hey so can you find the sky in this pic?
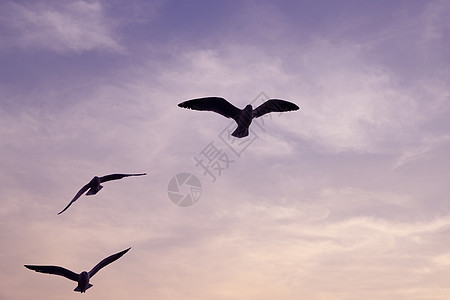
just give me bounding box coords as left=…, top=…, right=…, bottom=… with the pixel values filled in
left=0, top=0, right=449, bottom=299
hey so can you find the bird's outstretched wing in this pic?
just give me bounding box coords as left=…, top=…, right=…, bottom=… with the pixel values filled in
left=99, top=173, right=147, bottom=183
left=88, top=247, right=131, bottom=278
left=57, top=183, right=91, bottom=215
left=178, top=97, right=241, bottom=120
left=24, top=265, right=79, bottom=282
left=252, top=99, right=299, bottom=119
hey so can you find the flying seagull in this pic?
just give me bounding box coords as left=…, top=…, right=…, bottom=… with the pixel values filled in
left=24, top=247, right=131, bottom=293
left=58, top=173, right=147, bottom=215
left=178, top=97, right=299, bottom=138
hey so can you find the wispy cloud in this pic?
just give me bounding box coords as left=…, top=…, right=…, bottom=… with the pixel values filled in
left=393, top=135, right=450, bottom=169
left=1, top=1, right=122, bottom=53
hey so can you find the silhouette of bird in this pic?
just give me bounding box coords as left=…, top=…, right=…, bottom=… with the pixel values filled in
left=57, top=173, right=147, bottom=215
left=178, top=97, right=299, bottom=138
left=24, top=247, right=131, bottom=293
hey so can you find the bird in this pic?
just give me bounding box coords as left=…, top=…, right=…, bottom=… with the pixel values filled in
left=178, top=97, right=299, bottom=138
left=57, top=173, right=147, bottom=215
left=24, top=247, right=131, bottom=293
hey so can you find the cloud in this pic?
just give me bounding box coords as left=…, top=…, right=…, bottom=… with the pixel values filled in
left=151, top=39, right=435, bottom=157
left=104, top=205, right=450, bottom=299
left=0, top=1, right=122, bottom=53
left=393, top=135, right=450, bottom=169
left=419, top=0, right=450, bottom=43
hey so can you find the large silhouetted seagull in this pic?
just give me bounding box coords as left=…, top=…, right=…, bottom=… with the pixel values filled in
left=178, top=97, right=299, bottom=138
left=57, top=173, right=147, bottom=215
left=24, top=247, right=131, bottom=293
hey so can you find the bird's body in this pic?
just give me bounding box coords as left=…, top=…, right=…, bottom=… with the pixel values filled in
left=75, top=271, right=92, bottom=293
left=58, top=173, right=147, bottom=215
left=25, top=247, right=131, bottom=293
left=85, top=176, right=103, bottom=195
left=233, top=104, right=253, bottom=137
left=178, top=97, right=299, bottom=138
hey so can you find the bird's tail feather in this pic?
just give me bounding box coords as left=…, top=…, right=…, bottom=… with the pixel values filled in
left=74, top=284, right=93, bottom=293
left=232, top=127, right=249, bottom=138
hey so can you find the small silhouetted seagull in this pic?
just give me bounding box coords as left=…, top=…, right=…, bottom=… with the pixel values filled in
left=24, top=247, right=131, bottom=293
left=58, top=173, right=147, bottom=215
left=178, top=97, right=299, bottom=138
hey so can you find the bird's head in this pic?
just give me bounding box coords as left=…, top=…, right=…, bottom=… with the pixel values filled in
left=79, top=271, right=90, bottom=287
left=90, top=176, right=101, bottom=185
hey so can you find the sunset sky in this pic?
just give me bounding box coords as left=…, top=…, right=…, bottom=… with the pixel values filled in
left=1, top=1, right=450, bottom=299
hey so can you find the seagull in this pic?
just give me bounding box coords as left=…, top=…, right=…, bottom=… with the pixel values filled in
left=178, top=97, right=299, bottom=138
left=58, top=173, right=147, bottom=215
left=24, top=247, right=131, bottom=293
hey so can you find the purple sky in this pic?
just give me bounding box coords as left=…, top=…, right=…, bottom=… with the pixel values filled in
left=1, top=1, right=450, bottom=299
